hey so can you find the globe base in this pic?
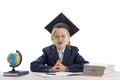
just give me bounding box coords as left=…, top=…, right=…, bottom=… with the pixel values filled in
left=10, top=67, right=18, bottom=73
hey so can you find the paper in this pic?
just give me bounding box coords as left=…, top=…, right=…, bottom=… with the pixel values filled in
left=35, top=72, right=82, bottom=78
left=46, top=72, right=82, bottom=76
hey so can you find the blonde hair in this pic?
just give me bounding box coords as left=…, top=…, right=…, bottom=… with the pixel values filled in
left=51, top=28, right=71, bottom=50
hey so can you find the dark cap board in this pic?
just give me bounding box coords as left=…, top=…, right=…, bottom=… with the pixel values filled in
left=45, top=13, right=79, bottom=36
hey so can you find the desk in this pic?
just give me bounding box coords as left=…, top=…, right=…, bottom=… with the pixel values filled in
left=0, top=72, right=120, bottom=80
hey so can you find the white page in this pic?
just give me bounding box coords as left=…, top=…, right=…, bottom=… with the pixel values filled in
left=46, top=72, right=82, bottom=76
left=34, top=72, right=82, bottom=78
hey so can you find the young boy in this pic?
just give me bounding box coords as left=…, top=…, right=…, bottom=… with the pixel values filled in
left=30, top=13, right=89, bottom=72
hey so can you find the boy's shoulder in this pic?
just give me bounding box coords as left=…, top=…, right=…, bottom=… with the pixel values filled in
left=70, top=45, right=79, bottom=50
left=71, top=45, right=78, bottom=48
left=43, top=44, right=56, bottom=50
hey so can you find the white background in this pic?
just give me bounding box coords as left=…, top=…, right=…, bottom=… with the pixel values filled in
left=0, top=0, right=120, bottom=72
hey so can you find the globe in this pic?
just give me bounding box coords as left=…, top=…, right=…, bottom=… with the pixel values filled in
left=7, top=50, right=22, bottom=72
left=4, top=50, right=29, bottom=76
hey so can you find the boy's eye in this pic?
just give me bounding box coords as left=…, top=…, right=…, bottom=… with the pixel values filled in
left=54, top=35, right=67, bottom=39
left=54, top=35, right=59, bottom=38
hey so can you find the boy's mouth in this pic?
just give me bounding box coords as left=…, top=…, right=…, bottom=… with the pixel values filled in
left=58, top=42, right=62, bottom=44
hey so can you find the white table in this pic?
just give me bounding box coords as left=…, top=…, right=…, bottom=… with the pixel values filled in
left=0, top=72, right=120, bottom=80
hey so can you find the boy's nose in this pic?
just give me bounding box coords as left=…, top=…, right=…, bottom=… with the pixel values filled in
left=58, top=37, right=62, bottom=41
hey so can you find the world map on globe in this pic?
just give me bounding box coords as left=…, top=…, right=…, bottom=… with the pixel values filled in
left=7, top=52, right=22, bottom=67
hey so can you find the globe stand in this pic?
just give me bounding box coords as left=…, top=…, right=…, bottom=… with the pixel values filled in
left=11, top=67, right=16, bottom=72
left=9, top=67, right=18, bottom=73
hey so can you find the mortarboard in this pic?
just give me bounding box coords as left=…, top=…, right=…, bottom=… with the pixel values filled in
left=45, top=13, right=79, bottom=37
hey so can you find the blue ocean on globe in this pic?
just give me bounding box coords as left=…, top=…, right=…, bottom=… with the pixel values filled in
left=7, top=53, right=21, bottom=67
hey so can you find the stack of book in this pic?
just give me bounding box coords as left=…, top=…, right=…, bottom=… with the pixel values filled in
left=83, top=63, right=115, bottom=76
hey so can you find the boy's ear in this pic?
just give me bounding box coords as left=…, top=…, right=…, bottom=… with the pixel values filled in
left=51, top=36, right=53, bottom=40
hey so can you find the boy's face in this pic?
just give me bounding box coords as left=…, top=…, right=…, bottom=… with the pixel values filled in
left=52, top=28, right=70, bottom=50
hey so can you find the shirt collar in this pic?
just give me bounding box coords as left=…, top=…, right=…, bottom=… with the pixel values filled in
left=57, top=46, right=66, bottom=53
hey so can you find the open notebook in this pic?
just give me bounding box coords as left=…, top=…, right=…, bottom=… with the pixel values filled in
left=46, top=72, right=82, bottom=76
left=35, top=72, right=82, bottom=78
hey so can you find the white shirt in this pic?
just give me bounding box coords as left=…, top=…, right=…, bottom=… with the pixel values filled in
left=57, top=47, right=65, bottom=61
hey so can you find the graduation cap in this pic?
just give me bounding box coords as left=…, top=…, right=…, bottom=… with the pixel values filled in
left=45, top=13, right=79, bottom=37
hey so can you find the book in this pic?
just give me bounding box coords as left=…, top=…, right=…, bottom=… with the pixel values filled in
left=83, top=63, right=114, bottom=76
left=3, top=71, right=29, bottom=77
